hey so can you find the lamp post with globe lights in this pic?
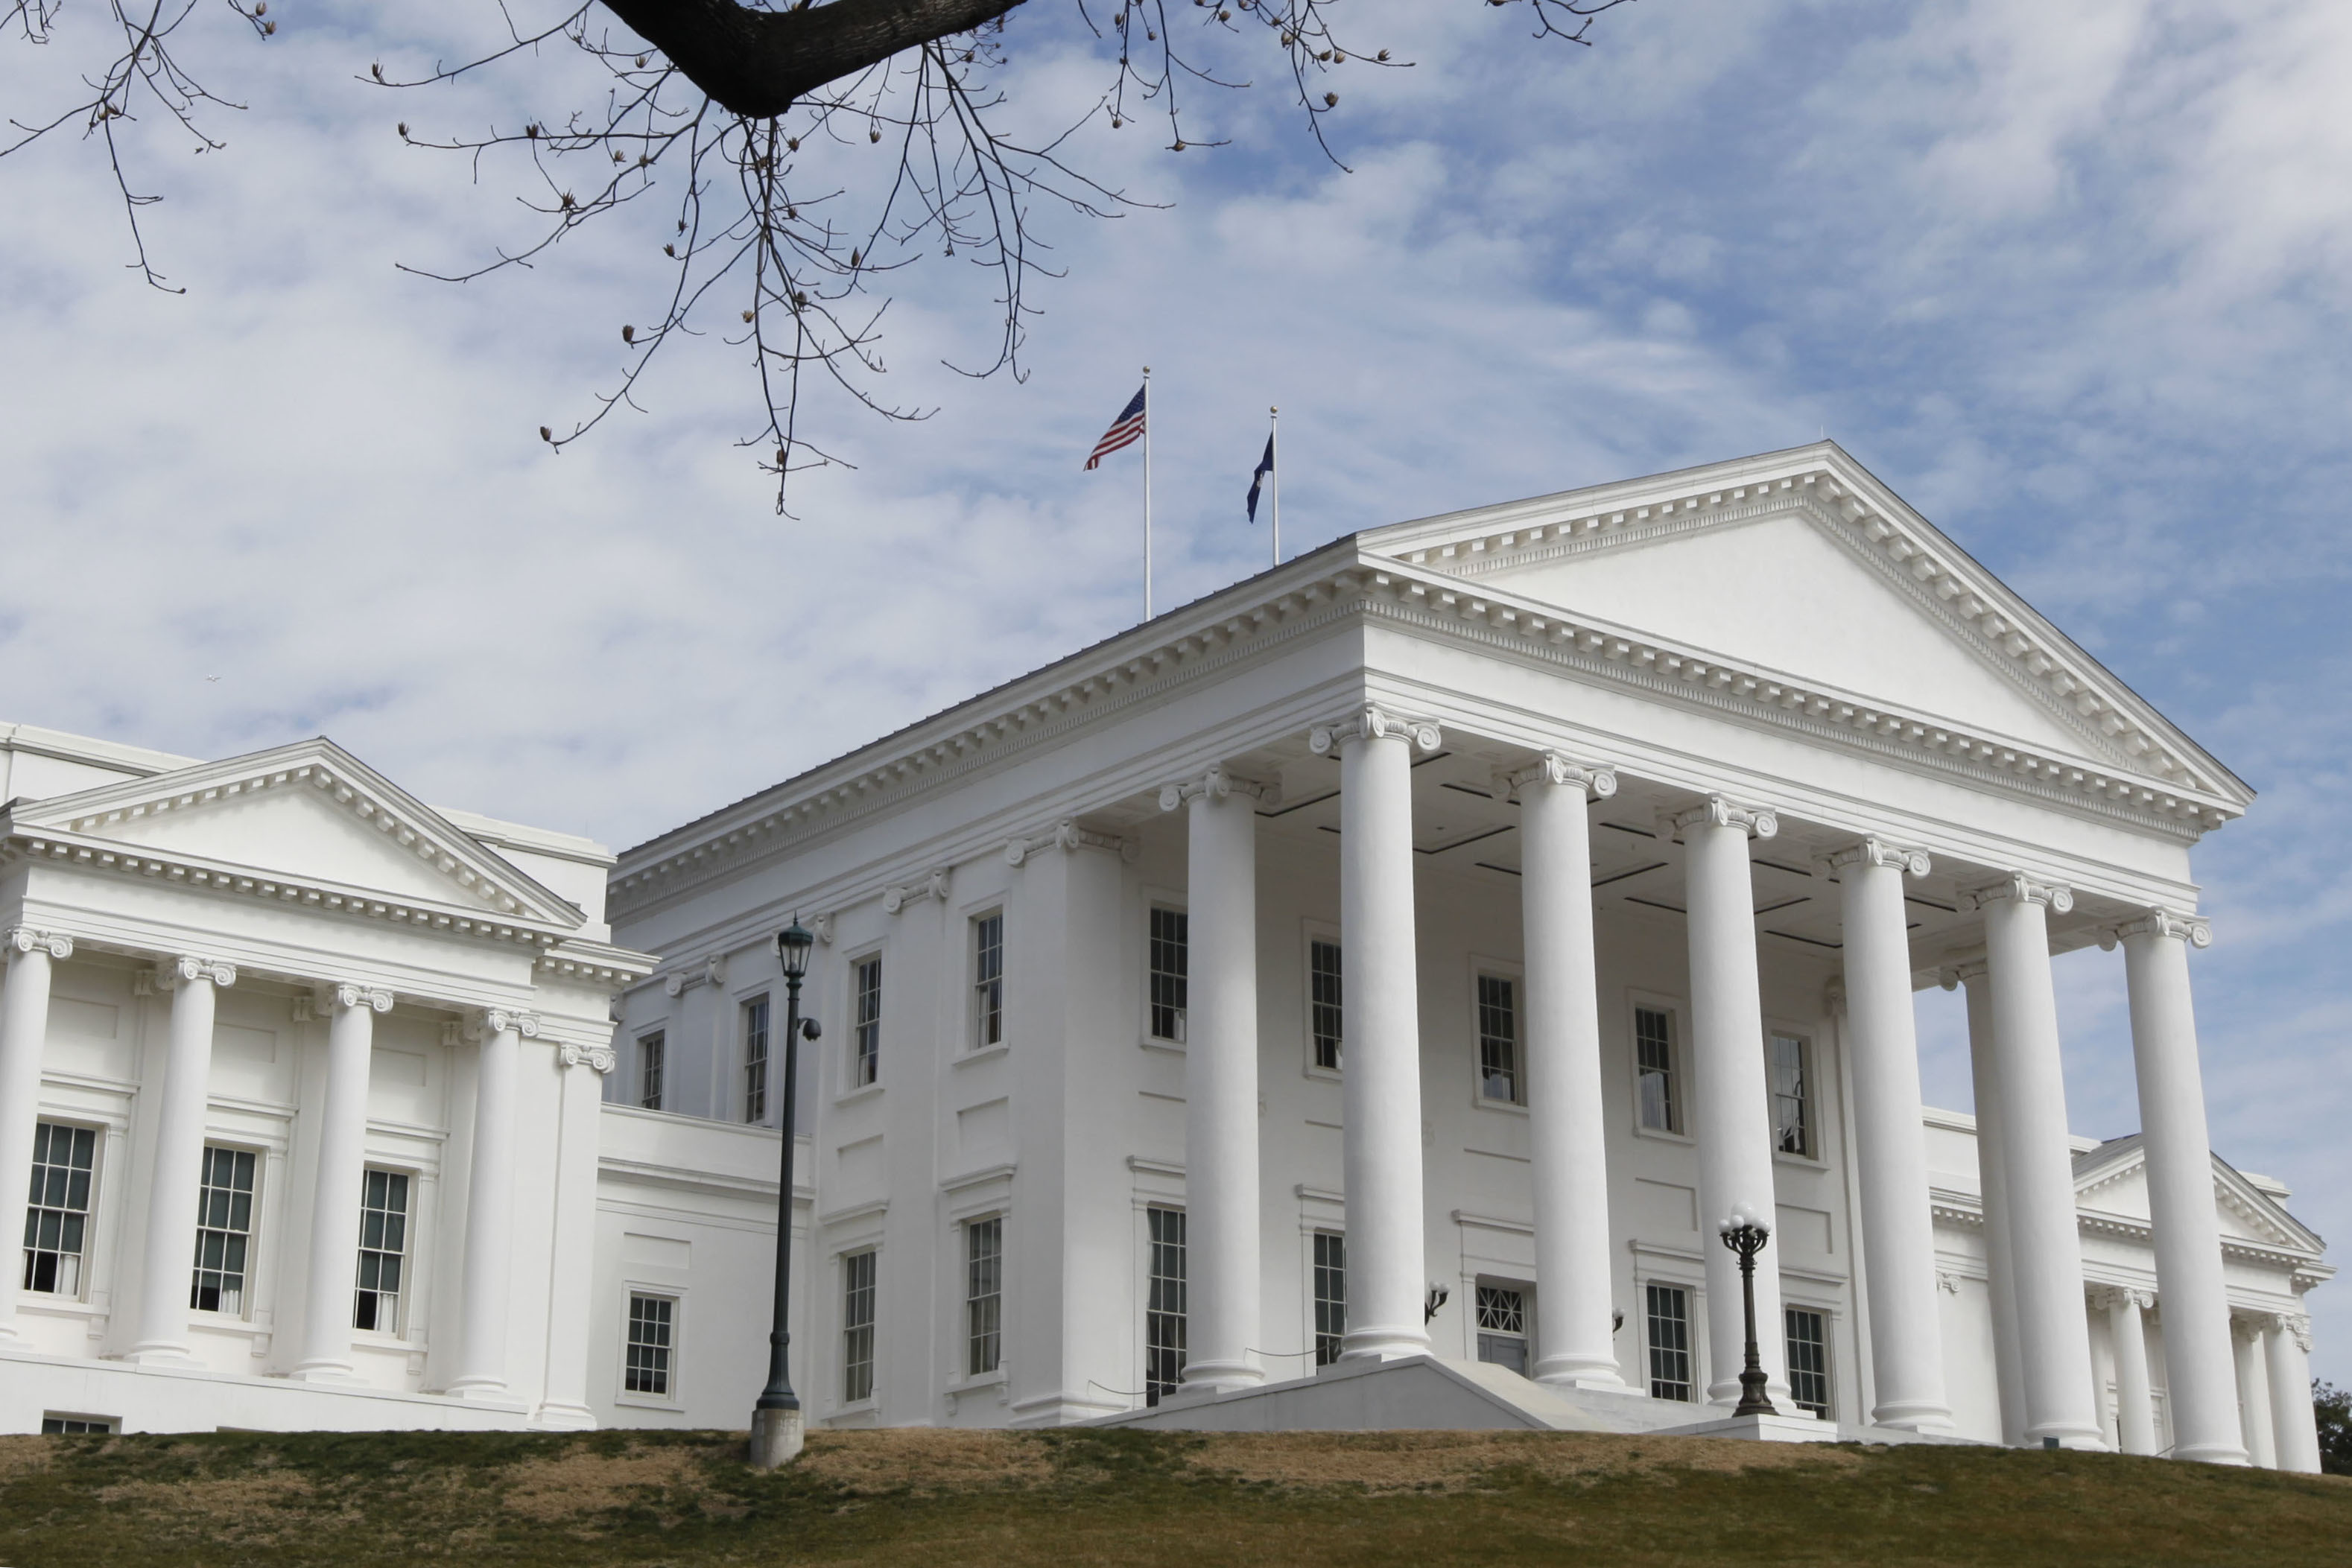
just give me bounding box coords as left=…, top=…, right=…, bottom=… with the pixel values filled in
left=749, top=918, right=823, bottom=1469
left=1718, top=1203, right=1778, bottom=1418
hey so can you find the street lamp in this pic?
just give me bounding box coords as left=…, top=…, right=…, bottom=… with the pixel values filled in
left=1717, top=1202, right=1778, bottom=1418
left=749, top=917, right=822, bottom=1469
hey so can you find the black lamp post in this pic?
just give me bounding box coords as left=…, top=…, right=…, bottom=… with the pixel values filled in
left=749, top=917, right=821, bottom=1469
left=1718, top=1202, right=1778, bottom=1418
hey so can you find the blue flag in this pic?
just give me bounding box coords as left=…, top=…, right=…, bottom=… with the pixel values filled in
left=1246, top=434, right=1275, bottom=522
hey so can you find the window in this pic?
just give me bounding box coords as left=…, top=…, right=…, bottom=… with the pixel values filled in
left=842, top=1250, right=877, bottom=1403
left=1635, top=1006, right=1680, bottom=1134
left=625, top=1293, right=675, bottom=1396
left=190, top=1146, right=257, bottom=1315
left=1476, top=1283, right=1529, bottom=1376
left=852, top=956, right=883, bottom=1089
left=743, top=996, right=772, bottom=1124
left=1769, top=1033, right=1813, bottom=1158
left=638, top=1031, right=665, bottom=1111
left=1646, top=1283, right=1693, bottom=1401
left=41, top=1415, right=116, bottom=1434
left=353, top=1169, right=410, bottom=1333
left=971, top=913, right=1004, bottom=1051
left=22, top=1121, right=96, bottom=1297
left=1309, top=939, right=1343, bottom=1071
left=1148, top=907, right=1189, bottom=1044
left=1785, top=1307, right=1831, bottom=1418
left=965, top=1215, right=1003, bottom=1376
left=1144, top=1207, right=1187, bottom=1405
left=1312, top=1231, right=1347, bottom=1366
left=1477, top=974, right=1520, bottom=1104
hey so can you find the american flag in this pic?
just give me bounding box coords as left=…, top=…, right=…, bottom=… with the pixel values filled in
left=1085, top=384, right=1147, bottom=470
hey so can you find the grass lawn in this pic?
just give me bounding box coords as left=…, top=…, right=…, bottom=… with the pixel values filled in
left=1, top=1426, right=2346, bottom=1566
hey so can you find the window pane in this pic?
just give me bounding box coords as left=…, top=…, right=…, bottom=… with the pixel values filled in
left=1477, top=974, right=1518, bottom=1103
left=744, top=997, right=771, bottom=1124
left=1785, top=1307, right=1831, bottom=1418
left=1144, top=1207, right=1188, bottom=1404
left=1646, top=1283, right=1692, bottom=1401
left=22, top=1122, right=97, bottom=1298
left=854, top=957, right=884, bottom=1088
left=1148, top=907, right=1189, bottom=1043
left=190, top=1146, right=257, bottom=1315
left=973, top=915, right=1004, bottom=1050
left=1474, top=1284, right=1528, bottom=1377
left=354, top=1169, right=411, bottom=1333
left=1636, top=1008, right=1678, bottom=1132
left=638, top=1032, right=665, bottom=1111
left=1769, top=1034, right=1811, bottom=1158
left=626, top=1294, right=675, bottom=1396
left=1310, top=941, right=1343, bottom=1071
left=966, top=1216, right=1003, bottom=1375
left=843, top=1251, right=877, bottom=1403
left=1313, top=1231, right=1347, bottom=1366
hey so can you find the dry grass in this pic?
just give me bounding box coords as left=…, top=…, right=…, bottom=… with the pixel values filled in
left=1184, top=1429, right=1868, bottom=1492
left=796, top=1426, right=1056, bottom=1495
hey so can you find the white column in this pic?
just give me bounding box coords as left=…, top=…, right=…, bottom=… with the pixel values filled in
left=125, top=956, right=236, bottom=1364
left=1830, top=838, right=1952, bottom=1432
left=1969, top=874, right=2104, bottom=1449
left=2105, top=1289, right=2159, bottom=1456
left=449, top=1008, right=533, bottom=1398
left=0, top=927, right=72, bottom=1339
left=1160, top=765, right=1269, bottom=1394
left=2233, top=1317, right=2277, bottom=1467
left=1673, top=795, right=1788, bottom=1407
left=536, top=1039, right=612, bottom=1429
left=1952, top=960, right=2028, bottom=1446
left=1310, top=705, right=1438, bottom=1362
left=1514, top=753, right=1626, bottom=1391
left=2119, top=910, right=2247, bottom=1465
left=2265, top=1313, right=2322, bottom=1474
left=293, top=984, right=391, bottom=1382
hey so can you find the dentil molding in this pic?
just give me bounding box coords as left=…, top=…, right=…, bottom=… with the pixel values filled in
left=1501, top=752, right=1617, bottom=799
left=1666, top=794, right=1779, bottom=841
left=1959, top=872, right=2074, bottom=915
left=1307, top=704, right=1441, bottom=756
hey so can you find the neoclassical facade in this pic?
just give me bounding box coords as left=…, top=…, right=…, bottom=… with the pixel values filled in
left=606, top=443, right=2326, bottom=1465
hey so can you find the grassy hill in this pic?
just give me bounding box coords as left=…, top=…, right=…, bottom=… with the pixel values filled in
left=2, top=1426, right=2346, bottom=1566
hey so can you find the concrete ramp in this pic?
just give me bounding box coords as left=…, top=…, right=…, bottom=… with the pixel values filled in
left=1092, top=1355, right=1709, bottom=1435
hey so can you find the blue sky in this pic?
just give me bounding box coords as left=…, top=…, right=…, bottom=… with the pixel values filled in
left=4, top=1, right=2347, bottom=1381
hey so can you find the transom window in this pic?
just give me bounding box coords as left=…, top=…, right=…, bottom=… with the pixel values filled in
left=1785, top=1307, right=1831, bottom=1418
left=852, top=956, right=883, bottom=1089
left=1144, top=1207, right=1187, bottom=1405
left=1312, top=1231, right=1347, bottom=1366
left=1309, top=939, right=1343, bottom=1071
left=1769, top=1033, right=1813, bottom=1158
left=1635, top=1007, right=1680, bottom=1134
left=190, top=1146, right=257, bottom=1315
left=354, top=1168, right=409, bottom=1333
left=1148, top=907, right=1189, bottom=1044
left=638, top=1031, right=665, bottom=1111
left=1475, top=1283, right=1529, bottom=1376
left=743, top=996, right=772, bottom=1124
left=966, top=1215, right=1004, bottom=1376
left=22, top=1121, right=96, bottom=1297
left=971, top=913, right=1004, bottom=1051
left=1646, top=1282, right=1693, bottom=1401
left=42, top=1415, right=116, bottom=1434
left=842, top=1250, right=877, bottom=1403
left=1477, top=974, right=1520, bottom=1104
left=625, top=1293, right=675, bottom=1396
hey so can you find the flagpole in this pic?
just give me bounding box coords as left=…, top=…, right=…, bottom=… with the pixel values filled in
left=1133, top=366, right=1143, bottom=620
left=1269, top=405, right=1280, bottom=569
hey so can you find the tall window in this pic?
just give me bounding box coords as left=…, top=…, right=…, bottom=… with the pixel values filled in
left=1769, top=1033, right=1813, bottom=1158
left=842, top=1250, right=877, bottom=1403
left=638, top=1031, right=665, bottom=1111
left=852, top=955, right=883, bottom=1088
left=625, top=1293, right=675, bottom=1396
left=1309, top=939, right=1344, bottom=1071
left=22, top=1121, right=95, bottom=1296
left=971, top=913, right=1004, bottom=1051
left=965, top=1215, right=1004, bottom=1375
left=1475, top=1283, right=1529, bottom=1376
left=353, top=1169, right=410, bottom=1333
left=743, top=996, right=772, bottom=1124
left=1635, top=1006, right=1679, bottom=1133
left=1477, top=974, right=1520, bottom=1104
left=1144, top=1207, right=1188, bottom=1405
left=1785, top=1307, right=1831, bottom=1418
left=1148, top=907, right=1189, bottom=1044
left=190, top=1146, right=257, bottom=1315
left=1312, top=1231, right=1347, bottom=1366
left=1646, top=1282, right=1693, bottom=1401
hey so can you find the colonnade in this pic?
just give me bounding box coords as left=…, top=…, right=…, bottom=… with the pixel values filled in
left=1156, top=705, right=2295, bottom=1466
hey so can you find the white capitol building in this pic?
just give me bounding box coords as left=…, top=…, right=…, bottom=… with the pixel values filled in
left=0, top=444, right=2327, bottom=1467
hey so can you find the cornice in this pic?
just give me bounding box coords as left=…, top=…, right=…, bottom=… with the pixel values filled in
left=536, top=939, right=658, bottom=991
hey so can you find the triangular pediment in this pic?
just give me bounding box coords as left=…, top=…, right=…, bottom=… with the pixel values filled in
left=2073, top=1137, right=2324, bottom=1257
left=9, top=738, right=582, bottom=928
left=1358, top=443, right=2251, bottom=807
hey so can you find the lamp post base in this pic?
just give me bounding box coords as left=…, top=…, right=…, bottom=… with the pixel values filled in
left=748, top=1405, right=805, bottom=1469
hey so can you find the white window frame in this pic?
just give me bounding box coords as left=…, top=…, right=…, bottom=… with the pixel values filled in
left=1310, top=1228, right=1347, bottom=1367
left=22, top=1119, right=101, bottom=1302
left=1144, top=897, right=1189, bottom=1049
left=618, top=1286, right=684, bottom=1408
left=960, top=1211, right=1005, bottom=1382
left=969, top=910, right=1007, bottom=1056
left=1302, top=920, right=1343, bottom=1079
left=741, top=994, right=773, bottom=1125
left=840, top=1247, right=878, bottom=1409
left=842, top=946, right=885, bottom=1099
left=1782, top=1301, right=1836, bottom=1419
left=635, top=1029, right=666, bottom=1111
left=190, top=1142, right=261, bottom=1319
left=1473, top=1276, right=1533, bottom=1375
left=1641, top=1276, right=1699, bottom=1402
left=41, top=1412, right=119, bottom=1434
left=1143, top=1204, right=1188, bottom=1405
left=1627, top=991, right=1691, bottom=1142
left=1468, top=958, right=1527, bottom=1111
left=1767, top=1027, right=1823, bottom=1164
left=352, top=1164, right=415, bottom=1339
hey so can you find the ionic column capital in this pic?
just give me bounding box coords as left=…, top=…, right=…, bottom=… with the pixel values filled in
left=2112, top=907, right=2212, bottom=949
left=2089, top=1284, right=2155, bottom=1312
left=1004, top=820, right=1137, bottom=866
left=2271, top=1313, right=2314, bottom=1352
left=560, top=1040, right=618, bottom=1074
left=881, top=867, right=951, bottom=912
left=4, top=926, right=72, bottom=960
left=159, top=954, right=236, bottom=988
left=1502, top=751, right=1617, bottom=799
left=1959, top=872, right=2073, bottom=915
left=471, top=1008, right=540, bottom=1041
left=1666, top=793, right=1778, bottom=841
left=1157, top=766, right=1278, bottom=815
left=1819, top=837, right=1931, bottom=877
left=332, top=983, right=394, bottom=1014
left=1936, top=959, right=1988, bottom=989
left=1308, top=704, right=1440, bottom=756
